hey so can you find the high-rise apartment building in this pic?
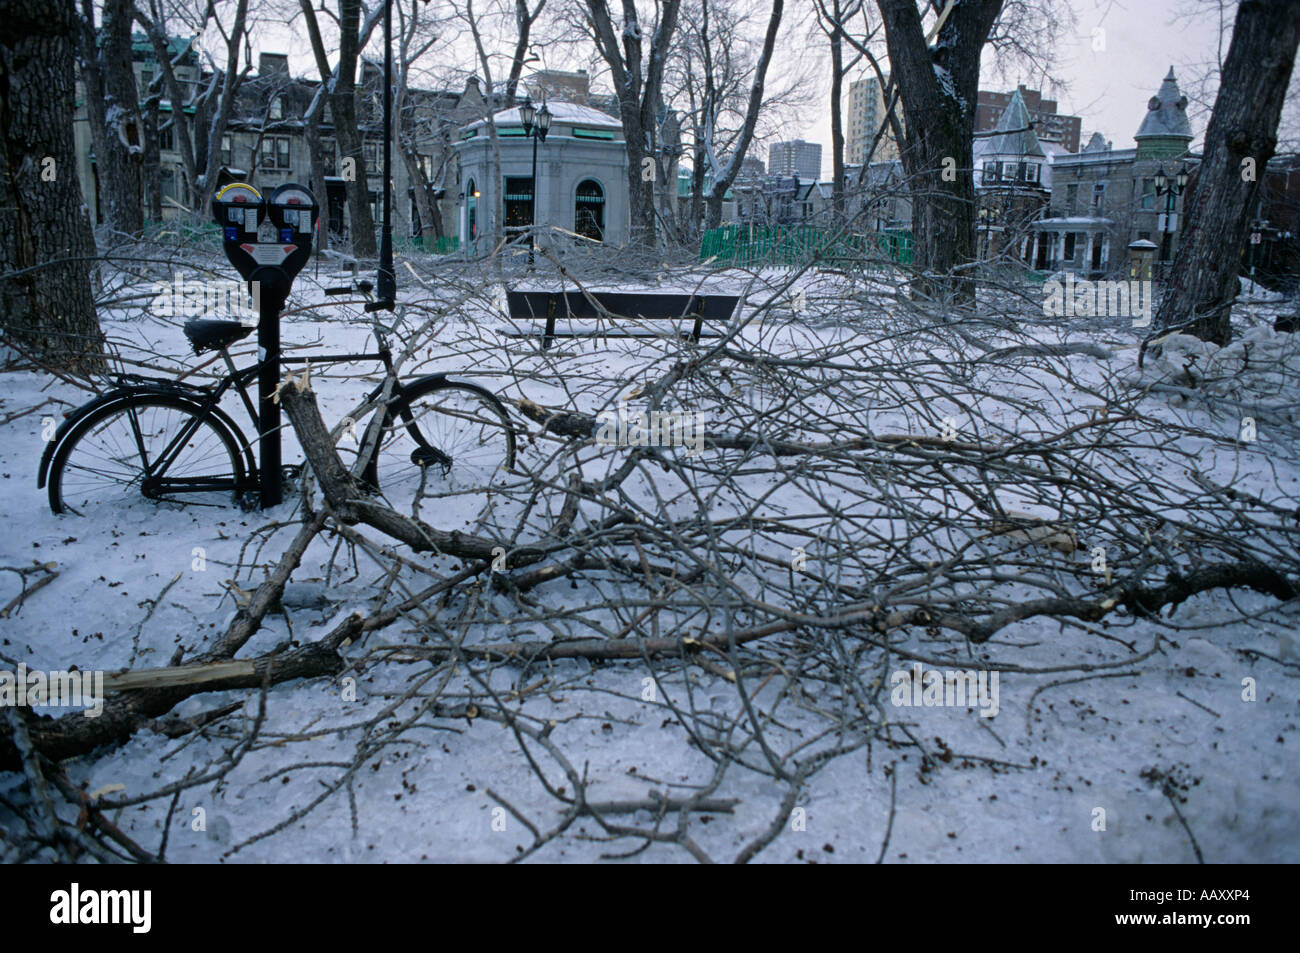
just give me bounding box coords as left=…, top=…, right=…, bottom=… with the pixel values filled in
left=975, top=86, right=1081, bottom=154
left=768, top=139, right=822, bottom=180
left=846, top=75, right=902, bottom=164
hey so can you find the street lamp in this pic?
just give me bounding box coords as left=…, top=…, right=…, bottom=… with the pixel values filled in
left=519, top=95, right=551, bottom=268
left=1154, top=162, right=1191, bottom=280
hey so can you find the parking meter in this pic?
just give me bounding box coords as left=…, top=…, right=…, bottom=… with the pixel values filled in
left=211, top=182, right=319, bottom=507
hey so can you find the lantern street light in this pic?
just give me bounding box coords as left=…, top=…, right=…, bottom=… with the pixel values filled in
left=1154, top=162, right=1191, bottom=280
left=519, top=96, right=552, bottom=269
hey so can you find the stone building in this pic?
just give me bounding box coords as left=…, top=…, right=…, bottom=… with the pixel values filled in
left=1031, top=67, right=1197, bottom=277
left=973, top=88, right=1050, bottom=262
left=452, top=101, right=630, bottom=251
left=73, top=37, right=499, bottom=251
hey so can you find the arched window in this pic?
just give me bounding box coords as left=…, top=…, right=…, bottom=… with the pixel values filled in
left=575, top=179, right=604, bottom=242
left=466, top=178, right=478, bottom=239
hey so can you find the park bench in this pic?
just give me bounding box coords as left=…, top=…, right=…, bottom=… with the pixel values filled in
left=500, top=290, right=739, bottom=350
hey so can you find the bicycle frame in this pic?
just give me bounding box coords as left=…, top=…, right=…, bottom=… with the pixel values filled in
left=39, top=330, right=450, bottom=503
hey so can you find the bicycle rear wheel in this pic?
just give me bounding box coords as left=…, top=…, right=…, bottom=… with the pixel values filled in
left=372, top=379, right=515, bottom=514
left=47, top=394, right=247, bottom=516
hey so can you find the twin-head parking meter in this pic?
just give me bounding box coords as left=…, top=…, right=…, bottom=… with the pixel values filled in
left=212, top=182, right=319, bottom=507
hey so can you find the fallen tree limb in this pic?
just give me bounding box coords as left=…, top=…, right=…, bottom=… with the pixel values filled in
left=278, top=383, right=548, bottom=568
left=0, top=636, right=353, bottom=772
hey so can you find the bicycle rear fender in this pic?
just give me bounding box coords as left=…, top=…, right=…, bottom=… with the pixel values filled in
left=392, top=372, right=448, bottom=394
left=37, top=389, right=136, bottom=489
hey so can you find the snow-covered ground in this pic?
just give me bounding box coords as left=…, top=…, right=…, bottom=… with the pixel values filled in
left=2, top=256, right=1297, bottom=863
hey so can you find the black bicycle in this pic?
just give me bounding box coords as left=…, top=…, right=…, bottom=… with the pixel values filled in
left=38, top=283, right=515, bottom=517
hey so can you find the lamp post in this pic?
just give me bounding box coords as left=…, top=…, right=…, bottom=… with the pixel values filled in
left=1154, top=162, right=1190, bottom=282
left=519, top=96, right=551, bottom=268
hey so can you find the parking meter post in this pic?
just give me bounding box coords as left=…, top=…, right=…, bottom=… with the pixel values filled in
left=258, top=294, right=284, bottom=506
left=212, top=181, right=319, bottom=510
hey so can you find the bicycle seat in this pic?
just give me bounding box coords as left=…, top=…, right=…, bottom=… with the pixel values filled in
left=183, top=319, right=254, bottom=354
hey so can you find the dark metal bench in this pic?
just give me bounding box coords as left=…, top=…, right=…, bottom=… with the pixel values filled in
left=501, top=290, right=739, bottom=350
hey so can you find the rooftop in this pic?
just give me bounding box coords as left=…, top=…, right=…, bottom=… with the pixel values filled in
left=982, top=88, right=1045, bottom=158
left=1135, top=67, right=1193, bottom=141
left=466, top=100, right=622, bottom=131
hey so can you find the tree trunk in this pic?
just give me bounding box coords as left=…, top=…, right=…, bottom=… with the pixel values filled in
left=585, top=0, right=682, bottom=248
left=195, top=0, right=249, bottom=215
left=1151, top=0, right=1300, bottom=345
left=94, top=0, right=145, bottom=235
left=334, top=0, right=377, bottom=258
left=142, top=95, right=163, bottom=222
left=826, top=2, right=847, bottom=221
left=504, top=0, right=547, bottom=107
left=0, top=0, right=104, bottom=373
left=876, top=0, right=1003, bottom=305
left=136, top=14, right=199, bottom=209
left=305, top=105, right=331, bottom=256
left=402, top=148, right=440, bottom=243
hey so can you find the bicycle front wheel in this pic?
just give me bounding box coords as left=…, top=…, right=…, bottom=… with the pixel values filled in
left=372, top=379, right=515, bottom=512
left=47, top=394, right=247, bottom=516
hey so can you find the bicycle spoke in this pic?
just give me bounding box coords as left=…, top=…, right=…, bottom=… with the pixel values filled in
left=51, top=398, right=243, bottom=516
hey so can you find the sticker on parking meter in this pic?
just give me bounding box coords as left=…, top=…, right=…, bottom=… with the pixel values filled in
left=241, top=243, right=296, bottom=265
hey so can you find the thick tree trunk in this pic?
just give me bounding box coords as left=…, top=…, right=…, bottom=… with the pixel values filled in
left=1152, top=0, right=1300, bottom=345
left=876, top=0, right=1003, bottom=305
left=335, top=0, right=377, bottom=258
left=0, top=0, right=104, bottom=373
left=94, top=0, right=145, bottom=235
left=402, top=148, right=440, bottom=243
left=142, top=96, right=163, bottom=222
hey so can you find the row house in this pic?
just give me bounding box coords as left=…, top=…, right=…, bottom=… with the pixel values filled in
left=74, top=38, right=503, bottom=251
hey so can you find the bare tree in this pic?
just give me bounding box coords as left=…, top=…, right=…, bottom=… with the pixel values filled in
left=394, top=0, right=449, bottom=245
left=504, top=0, right=549, bottom=107
left=131, top=0, right=256, bottom=215
left=1151, top=0, right=1300, bottom=344
left=337, top=0, right=380, bottom=257
left=812, top=0, right=888, bottom=220
left=583, top=0, right=683, bottom=247
left=690, top=0, right=784, bottom=233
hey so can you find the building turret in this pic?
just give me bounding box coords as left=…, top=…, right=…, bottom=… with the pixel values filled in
left=1134, top=67, right=1192, bottom=160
